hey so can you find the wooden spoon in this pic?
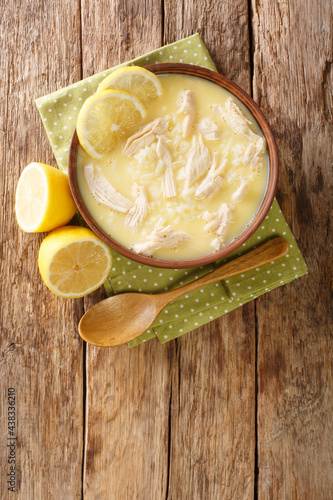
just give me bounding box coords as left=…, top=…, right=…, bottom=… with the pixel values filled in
left=79, top=237, right=289, bottom=347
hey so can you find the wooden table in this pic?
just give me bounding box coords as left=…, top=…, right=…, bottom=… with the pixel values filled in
left=1, top=1, right=332, bottom=498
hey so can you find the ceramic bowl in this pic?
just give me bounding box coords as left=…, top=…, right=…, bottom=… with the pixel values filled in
left=68, top=63, right=278, bottom=269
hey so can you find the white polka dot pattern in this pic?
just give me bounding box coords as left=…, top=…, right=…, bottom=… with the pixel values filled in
left=35, top=34, right=308, bottom=346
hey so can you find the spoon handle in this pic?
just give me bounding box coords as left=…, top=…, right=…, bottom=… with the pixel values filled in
left=156, top=237, right=289, bottom=307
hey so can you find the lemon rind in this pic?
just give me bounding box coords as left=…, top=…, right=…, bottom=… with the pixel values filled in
left=15, top=163, right=49, bottom=232
left=97, top=66, right=164, bottom=97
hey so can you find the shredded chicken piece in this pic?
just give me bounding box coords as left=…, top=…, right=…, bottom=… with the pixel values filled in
left=156, top=135, right=172, bottom=167
left=211, top=237, right=222, bottom=251
left=162, top=165, right=177, bottom=198
left=177, top=90, right=196, bottom=138
left=184, top=134, right=211, bottom=188
left=156, top=136, right=177, bottom=198
left=224, top=98, right=252, bottom=135
left=194, top=152, right=227, bottom=199
left=241, top=137, right=266, bottom=167
left=248, top=138, right=266, bottom=170
left=84, top=165, right=133, bottom=213
left=212, top=98, right=261, bottom=142
left=132, top=220, right=192, bottom=256
left=211, top=104, right=224, bottom=121
left=241, top=142, right=257, bottom=165
left=203, top=203, right=233, bottom=239
left=123, top=118, right=168, bottom=156
left=196, top=118, right=221, bottom=141
left=232, top=181, right=248, bottom=203
left=172, top=160, right=185, bottom=168
left=256, top=137, right=266, bottom=152
left=125, top=184, right=149, bottom=231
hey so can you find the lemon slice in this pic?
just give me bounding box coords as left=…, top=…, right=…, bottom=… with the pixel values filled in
left=97, top=66, right=163, bottom=102
left=38, top=226, right=112, bottom=298
left=15, top=162, right=77, bottom=233
left=76, top=89, right=146, bottom=159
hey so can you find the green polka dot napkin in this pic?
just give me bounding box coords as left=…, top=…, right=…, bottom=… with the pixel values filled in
left=35, top=33, right=307, bottom=346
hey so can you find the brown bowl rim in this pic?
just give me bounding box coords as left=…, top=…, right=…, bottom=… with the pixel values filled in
left=68, top=63, right=278, bottom=269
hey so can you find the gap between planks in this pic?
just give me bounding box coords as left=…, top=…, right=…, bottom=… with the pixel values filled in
left=247, top=2, right=259, bottom=498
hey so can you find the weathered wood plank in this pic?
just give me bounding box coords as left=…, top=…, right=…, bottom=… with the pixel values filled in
left=252, top=0, right=333, bottom=498
left=0, top=1, right=83, bottom=499
left=84, top=342, right=172, bottom=499
left=80, top=2, right=171, bottom=498
left=163, top=0, right=252, bottom=90
left=167, top=308, right=256, bottom=500
left=164, top=2, right=256, bottom=499
left=3, top=1, right=331, bottom=499
left=80, top=0, right=163, bottom=75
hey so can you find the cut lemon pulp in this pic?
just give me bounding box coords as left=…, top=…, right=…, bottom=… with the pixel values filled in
left=97, top=66, right=164, bottom=102
left=38, top=226, right=112, bottom=298
left=15, top=162, right=77, bottom=233
left=76, top=89, right=146, bottom=159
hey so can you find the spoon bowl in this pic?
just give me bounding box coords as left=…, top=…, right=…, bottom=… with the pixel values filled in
left=79, top=237, right=289, bottom=346
left=79, top=293, right=161, bottom=346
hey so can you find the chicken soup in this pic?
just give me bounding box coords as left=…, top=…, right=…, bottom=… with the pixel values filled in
left=77, top=73, right=269, bottom=260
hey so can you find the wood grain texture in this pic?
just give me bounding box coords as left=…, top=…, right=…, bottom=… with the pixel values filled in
left=0, top=1, right=84, bottom=499
left=84, top=342, right=171, bottom=499
left=163, top=2, right=256, bottom=499
left=252, top=0, right=333, bottom=498
left=168, top=307, right=256, bottom=500
left=1, top=1, right=332, bottom=499
left=80, top=0, right=163, bottom=76
left=164, top=0, right=252, bottom=90
left=80, top=1, right=171, bottom=498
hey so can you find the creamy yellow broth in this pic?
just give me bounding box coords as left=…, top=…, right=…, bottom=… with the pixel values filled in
left=77, top=73, right=269, bottom=260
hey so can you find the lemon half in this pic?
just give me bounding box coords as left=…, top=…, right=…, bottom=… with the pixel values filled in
left=97, top=66, right=163, bottom=102
left=76, top=89, right=146, bottom=159
left=38, top=226, right=112, bottom=298
left=15, top=162, right=77, bottom=233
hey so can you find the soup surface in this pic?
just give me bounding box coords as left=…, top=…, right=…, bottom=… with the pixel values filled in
left=77, top=73, right=269, bottom=260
